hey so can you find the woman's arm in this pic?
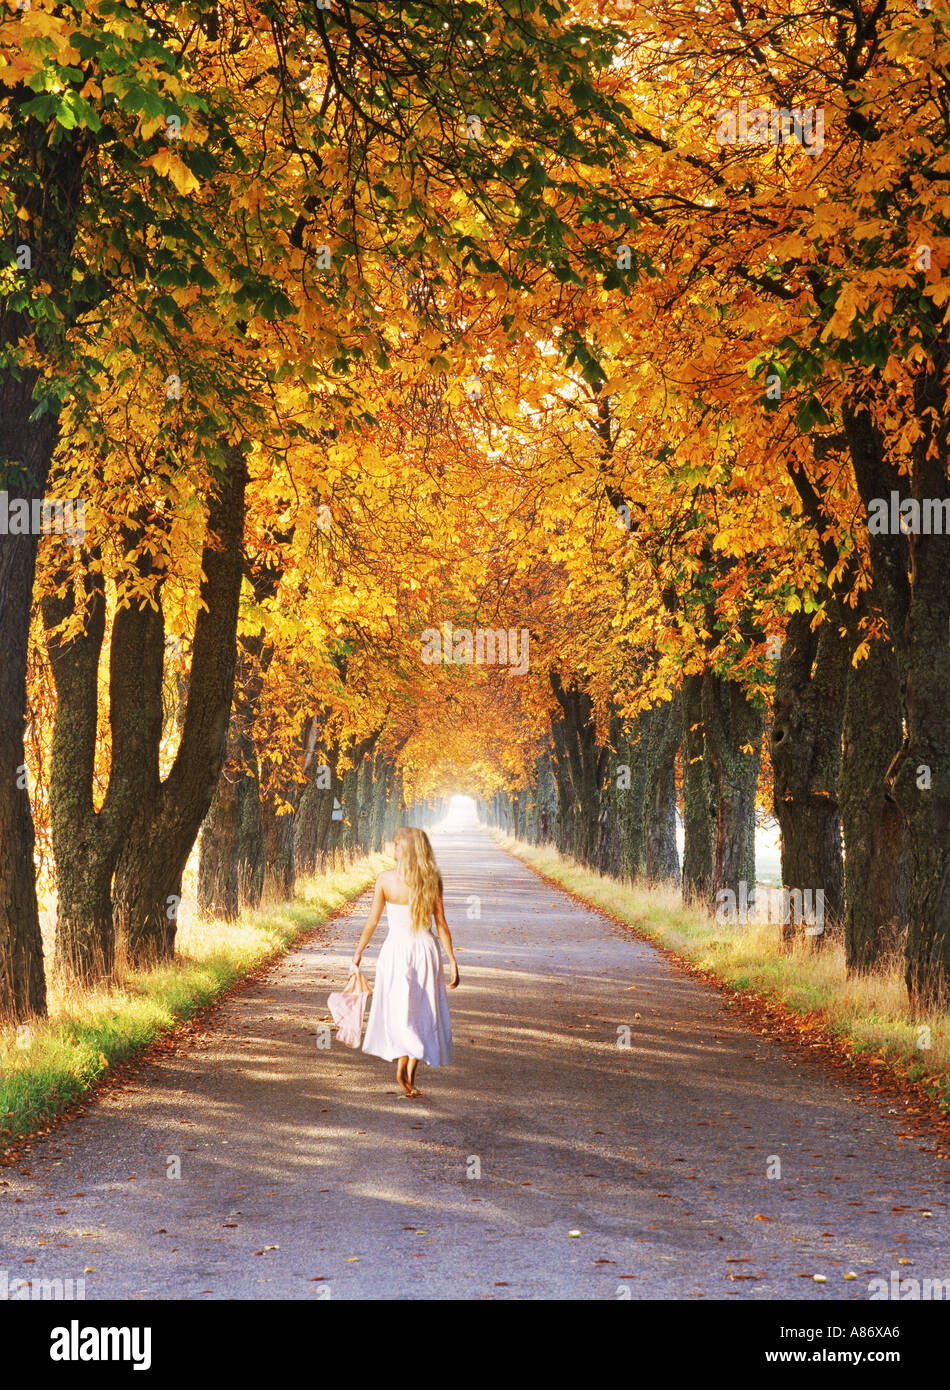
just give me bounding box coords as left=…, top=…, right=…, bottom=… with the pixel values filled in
left=350, top=876, right=387, bottom=967
left=433, top=885, right=459, bottom=988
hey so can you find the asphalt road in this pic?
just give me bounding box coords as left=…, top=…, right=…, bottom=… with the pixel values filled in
left=2, top=828, right=948, bottom=1300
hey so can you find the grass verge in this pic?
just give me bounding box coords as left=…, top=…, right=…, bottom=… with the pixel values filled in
left=491, top=830, right=950, bottom=1116
left=0, top=852, right=387, bottom=1154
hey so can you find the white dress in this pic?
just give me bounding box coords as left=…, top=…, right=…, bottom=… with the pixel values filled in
left=362, top=901, right=453, bottom=1066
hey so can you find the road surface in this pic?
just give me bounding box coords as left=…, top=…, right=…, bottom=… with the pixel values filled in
left=2, top=828, right=948, bottom=1300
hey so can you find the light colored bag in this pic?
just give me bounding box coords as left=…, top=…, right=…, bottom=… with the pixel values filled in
left=327, top=967, right=372, bottom=1047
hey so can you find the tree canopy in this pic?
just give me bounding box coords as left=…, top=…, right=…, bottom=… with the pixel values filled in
left=1, top=0, right=948, bottom=1015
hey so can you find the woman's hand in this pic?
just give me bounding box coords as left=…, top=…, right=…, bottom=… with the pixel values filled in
left=350, top=953, right=362, bottom=971
left=448, top=962, right=460, bottom=989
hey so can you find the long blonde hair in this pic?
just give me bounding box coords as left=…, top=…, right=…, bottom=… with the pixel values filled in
left=395, top=826, right=441, bottom=931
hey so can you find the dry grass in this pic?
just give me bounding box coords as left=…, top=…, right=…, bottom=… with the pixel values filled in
left=493, top=830, right=950, bottom=1111
left=1, top=851, right=388, bottom=1151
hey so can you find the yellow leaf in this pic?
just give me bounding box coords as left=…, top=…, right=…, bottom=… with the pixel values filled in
left=145, top=149, right=199, bottom=195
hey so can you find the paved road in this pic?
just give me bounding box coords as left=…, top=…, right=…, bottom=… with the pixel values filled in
left=2, top=828, right=949, bottom=1300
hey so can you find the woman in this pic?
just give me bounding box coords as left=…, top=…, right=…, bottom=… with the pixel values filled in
left=351, top=826, right=459, bottom=1098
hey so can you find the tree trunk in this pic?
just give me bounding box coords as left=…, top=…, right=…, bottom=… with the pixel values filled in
left=42, top=531, right=166, bottom=978
left=198, top=519, right=290, bottom=917
left=41, top=565, right=110, bottom=978
left=705, top=674, right=763, bottom=905
left=843, top=389, right=950, bottom=1005
left=537, top=750, right=556, bottom=845
left=526, top=749, right=555, bottom=846
left=336, top=732, right=380, bottom=856
left=840, top=634, right=909, bottom=972
left=113, top=444, right=248, bottom=965
left=357, top=754, right=376, bottom=852
left=198, top=765, right=241, bottom=921
left=550, top=714, right=576, bottom=854
left=0, top=374, right=58, bottom=1020
left=261, top=795, right=296, bottom=901
left=643, top=696, right=681, bottom=883
left=234, top=751, right=264, bottom=909
left=550, top=673, right=608, bottom=867
left=0, top=107, right=90, bottom=1019
left=613, top=715, right=648, bottom=882
left=340, top=762, right=361, bottom=853
left=681, top=672, right=715, bottom=902
left=260, top=721, right=321, bottom=903
left=365, top=750, right=388, bottom=852
left=383, top=770, right=404, bottom=845
left=315, top=758, right=343, bottom=862
left=294, top=736, right=336, bottom=874
left=293, top=776, right=322, bottom=875
left=770, top=612, right=847, bottom=940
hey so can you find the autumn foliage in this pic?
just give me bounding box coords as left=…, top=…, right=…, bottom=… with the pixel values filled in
left=0, top=0, right=947, bottom=1018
